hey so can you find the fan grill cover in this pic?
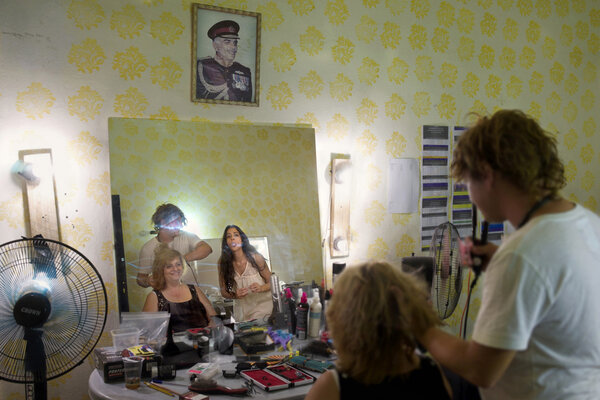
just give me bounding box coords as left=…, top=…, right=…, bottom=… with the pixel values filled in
left=0, top=238, right=107, bottom=383
left=429, top=222, right=462, bottom=319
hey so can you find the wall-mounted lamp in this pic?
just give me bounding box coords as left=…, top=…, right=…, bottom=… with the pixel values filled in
left=14, top=149, right=61, bottom=241
left=329, top=154, right=352, bottom=258
left=11, top=160, right=40, bottom=184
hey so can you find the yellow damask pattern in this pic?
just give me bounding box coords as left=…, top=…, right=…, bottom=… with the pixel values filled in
left=385, top=131, right=407, bottom=158
left=150, top=12, right=184, bottom=44
left=268, top=42, right=296, bottom=72
left=365, top=200, right=386, bottom=227
left=298, top=70, right=324, bottom=99
left=16, top=82, right=55, bottom=119
left=356, top=98, right=378, bottom=125
left=392, top=213, right=411, bottom=226
left=68, top=86, right=104, bottom=121
left=358, top=57, right=379, bottom=85
left=110, top=4, right=145, bottom=39
left=150, top=57, right=183, bottom=89
left=69, top=131, right=102, bottom=165
left=329, top=73, right=353, bottom=101
left=266, top=81, right=293, bottom=110
left=67, top=0, right=105, bottom=30
left=395, top=233, right=416, bottom=258
left=113, top=87, right=149, bottom=117
left=331, top=36, right=355, bottom=64
left=86, top=172, right=110, bottom=206
left=299, top=26, right=324, bottom=55
left=113, top=46, right=148, bottom=80
left=326, top=113, right=349, bottom=141
left=257, top=2, right=284, bottom=31
left=357, top=130, right=377, bottom=155
left=367, top=237, right=389, bottom=259
left=366, top=164, right=382, bottom=191
left=385, top=93, right=407, bottom=120
left=68, top=38, right=106, bottom=73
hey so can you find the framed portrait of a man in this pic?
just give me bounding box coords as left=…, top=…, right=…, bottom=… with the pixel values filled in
left=191, top=4, right=261, bottom=106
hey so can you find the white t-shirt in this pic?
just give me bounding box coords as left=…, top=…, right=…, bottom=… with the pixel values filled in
left=138, top=231, right=201, bottom=273
left=473, top=204, right=600, bottom=400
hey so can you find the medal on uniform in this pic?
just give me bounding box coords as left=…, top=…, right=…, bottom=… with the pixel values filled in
left=232, top=72, right=249, bottom=91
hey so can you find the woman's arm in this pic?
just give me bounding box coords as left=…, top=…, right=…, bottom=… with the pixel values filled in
left=142, top=291, right=158, bottom=312
left=250, top=253, right=271, bottom=293
left=305, top=370, right=339, bottom=400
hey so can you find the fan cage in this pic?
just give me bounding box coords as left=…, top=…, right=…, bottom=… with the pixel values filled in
left=429, top=222, right=463, bottom=319
left=0, top=238, right=108, bottom=383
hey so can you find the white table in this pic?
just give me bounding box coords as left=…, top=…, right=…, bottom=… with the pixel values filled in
left=89, top=339, right=323, bottom=400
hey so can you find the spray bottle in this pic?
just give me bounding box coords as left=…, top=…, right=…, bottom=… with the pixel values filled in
left=284, top=288, right=296, bottom=334
left=308, top=289, right=322, bottom=338
left=295, top=292, right=309, bottom=340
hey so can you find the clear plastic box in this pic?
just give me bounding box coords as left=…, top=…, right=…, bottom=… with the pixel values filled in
left=111, top=327, right=140, bottom=350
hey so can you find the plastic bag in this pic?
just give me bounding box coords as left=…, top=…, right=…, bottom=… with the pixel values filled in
left=120, top=311, right=170, bottom=349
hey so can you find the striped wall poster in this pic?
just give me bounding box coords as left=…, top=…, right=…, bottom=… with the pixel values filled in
left=450, top=126, right=504, bottom=244
left=421, top=125, right=449, bottom=251
left=450, top=126, right=473, bottom=241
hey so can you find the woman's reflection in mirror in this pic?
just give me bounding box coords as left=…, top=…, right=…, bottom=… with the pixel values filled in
left=142, top=245, right=216, bottom=331
left=137, top=203, right=212, bottom=288
left=218, top=225, right=273, bottom=322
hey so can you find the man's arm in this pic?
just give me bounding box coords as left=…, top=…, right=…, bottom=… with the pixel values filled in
left=420, top=327, right=516, bottom=388
left=184, top=240, right=212, bottom=263
left=137, top=242, right=154, bottom=288
left=136, top=272, right=151, bottom=288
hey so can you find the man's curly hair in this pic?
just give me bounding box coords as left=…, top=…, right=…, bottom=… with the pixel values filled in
left=451, top=109, right=566, bottom=197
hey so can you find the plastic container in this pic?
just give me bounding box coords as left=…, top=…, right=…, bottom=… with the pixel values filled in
left=111, top=327, right=140, bottom=351
left=119, top=311, right=170, bottom=348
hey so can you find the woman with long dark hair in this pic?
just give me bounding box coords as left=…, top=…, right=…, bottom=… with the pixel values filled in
left=218, top=225, right=272, bottom=322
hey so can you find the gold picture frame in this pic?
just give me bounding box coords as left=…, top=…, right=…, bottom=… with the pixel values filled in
left=191, top=3, right=261, bottom=106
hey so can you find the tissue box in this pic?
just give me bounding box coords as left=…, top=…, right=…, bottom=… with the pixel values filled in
left=93, top=346, right=162, bottom=383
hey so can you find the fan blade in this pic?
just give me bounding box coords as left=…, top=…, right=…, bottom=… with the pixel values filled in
left=429, top=222, right=463, bottom=319
left=0, top=238, right=107, bottom=385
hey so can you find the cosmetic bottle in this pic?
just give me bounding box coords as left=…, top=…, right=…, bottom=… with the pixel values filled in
left=296, top=292, right=309, bottom=340
left=284, top=288, right=296, bottom=334
left=308, top=291, right=322, bottom=338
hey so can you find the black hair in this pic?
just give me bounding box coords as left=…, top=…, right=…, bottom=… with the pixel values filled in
left=218, top=224, right=264, bottom=295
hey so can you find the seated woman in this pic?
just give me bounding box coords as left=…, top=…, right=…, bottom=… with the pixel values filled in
left=143, top=245, right=216, bottom=332
left=217, top=225, right=273, bottom=322
left=306, top=261, right=452, bottom=400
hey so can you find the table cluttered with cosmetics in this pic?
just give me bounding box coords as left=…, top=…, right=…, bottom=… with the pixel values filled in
left=89, top=286, right=334, bottom=399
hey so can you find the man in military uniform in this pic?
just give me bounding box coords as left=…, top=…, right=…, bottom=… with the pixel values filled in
left=196, top=20, right=252, bottom=102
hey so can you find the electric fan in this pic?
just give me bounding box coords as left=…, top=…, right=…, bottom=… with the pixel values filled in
left=0, top=237, right=108, bottom=400
left=429, top=222, right=463, bottom=319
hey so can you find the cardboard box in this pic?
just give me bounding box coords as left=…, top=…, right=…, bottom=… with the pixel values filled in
left=93, top=347, right=162, bottom=383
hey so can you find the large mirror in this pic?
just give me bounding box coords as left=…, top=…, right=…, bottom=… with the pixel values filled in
left=109, top=118, right=323, bottom=312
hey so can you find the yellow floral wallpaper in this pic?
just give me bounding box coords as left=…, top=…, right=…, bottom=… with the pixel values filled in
left=0, top=0, right=598, bottom=398
left=108, top=117, right=322, bottom=311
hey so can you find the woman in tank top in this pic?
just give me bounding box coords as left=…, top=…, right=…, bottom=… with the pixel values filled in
left=217, top=224, right=273, bottom=322
left=306, top=261, right=452, bottom=400
left=143, top=245, right=216, bottom=332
